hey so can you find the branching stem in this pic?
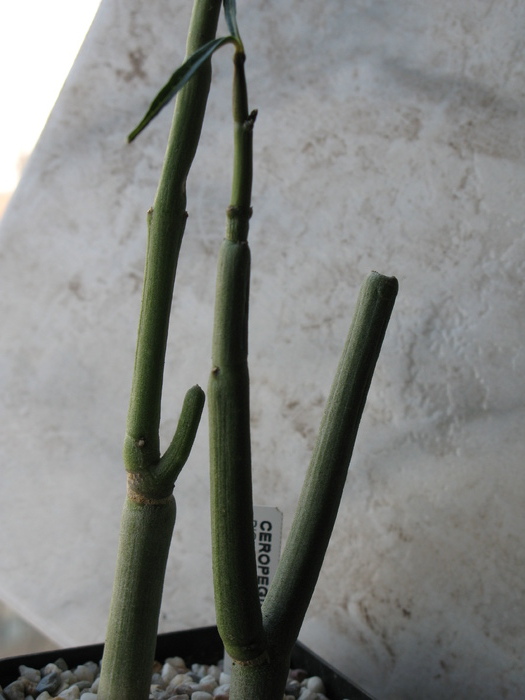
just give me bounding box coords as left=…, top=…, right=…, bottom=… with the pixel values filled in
left=207, top=15, right=399, bottom=697
left=98, top=3, right=221, bottom=698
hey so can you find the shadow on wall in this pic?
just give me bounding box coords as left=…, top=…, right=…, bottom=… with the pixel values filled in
left=384, top=59, right=523, bottom=162
left=0, top=601, right=58, bottom=658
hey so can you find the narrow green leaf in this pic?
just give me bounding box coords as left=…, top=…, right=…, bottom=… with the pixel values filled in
left=128, top=36, right=236, bottom=142
left=224, top=0, right=243, bottom=48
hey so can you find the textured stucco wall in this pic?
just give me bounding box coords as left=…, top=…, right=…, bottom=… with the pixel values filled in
left=0, top=1, right=524, bottom=698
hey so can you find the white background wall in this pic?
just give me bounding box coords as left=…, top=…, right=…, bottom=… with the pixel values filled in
left=0, top=0, right=101, bottom=192
left=0, top=1, right=524, bottom=698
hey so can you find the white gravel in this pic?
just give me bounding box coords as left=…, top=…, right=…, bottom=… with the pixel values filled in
left=0, top=653, right=350, bottom=700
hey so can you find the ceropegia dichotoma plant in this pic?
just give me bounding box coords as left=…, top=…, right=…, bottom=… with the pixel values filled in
left=98, top=1, right=398, bottom=699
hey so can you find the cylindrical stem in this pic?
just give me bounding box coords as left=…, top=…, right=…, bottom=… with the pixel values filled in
left=263, top=272, right=398, bottom=654
left=125, top=0, right=222, bottom=464
left=229, top=52, right=256, bottom=231
left=229, top=651, right=291, bottom=700
left=98, top=498, right=176, bottom=700
left=208, top=47, right=266, bottom=662
left=208, top=240, right=266, bottom=662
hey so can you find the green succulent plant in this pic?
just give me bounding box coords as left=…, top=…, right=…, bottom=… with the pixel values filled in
left=98, top=2, right=397, bottom=698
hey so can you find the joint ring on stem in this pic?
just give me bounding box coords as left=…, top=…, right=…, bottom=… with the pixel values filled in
left=126, top=475, right=174, bottom=506
left=232, top=650, right=270, bottom=667
left=227, top=205, right=252, bottom=220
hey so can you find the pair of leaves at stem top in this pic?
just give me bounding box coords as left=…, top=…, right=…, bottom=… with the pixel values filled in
left=128, top=0, right=243, bottom=142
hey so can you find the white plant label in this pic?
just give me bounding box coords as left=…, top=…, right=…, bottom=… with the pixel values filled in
left=253, top=505, right=283, bottom=605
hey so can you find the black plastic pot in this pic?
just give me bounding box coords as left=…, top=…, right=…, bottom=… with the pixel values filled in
left=0, top=625, right=373, bottom=699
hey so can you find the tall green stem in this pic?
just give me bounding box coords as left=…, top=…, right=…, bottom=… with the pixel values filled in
left=208, top=50, right=266, bottom=663
left=262, top=272, right=398, bottom=652
left=98, top=2, right=221, bottom=699
left=124, top=0, right=223, bottom=465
